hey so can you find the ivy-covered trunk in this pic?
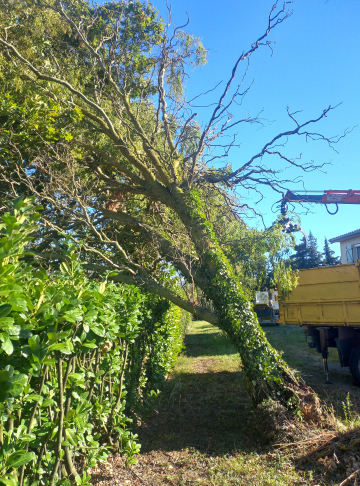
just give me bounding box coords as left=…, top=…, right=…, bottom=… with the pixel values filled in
left=170, top=188, right=318, bottom=414
left=0, top=0, right=331, bottom=421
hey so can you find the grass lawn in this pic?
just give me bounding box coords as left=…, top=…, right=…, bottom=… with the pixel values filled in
left=91, top=321, right=360, bottom=486
left=265, top=324, right=359, bottom=414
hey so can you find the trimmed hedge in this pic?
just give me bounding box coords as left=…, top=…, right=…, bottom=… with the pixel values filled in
left=0, top=199, right=189, bottom=486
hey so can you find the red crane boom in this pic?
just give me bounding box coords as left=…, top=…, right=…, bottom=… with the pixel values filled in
left=282, top=190, right=360, bottom=215
left=278, top=190, right=360, bottom=250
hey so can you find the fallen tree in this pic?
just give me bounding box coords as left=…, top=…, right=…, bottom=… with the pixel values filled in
left=0, top=0, right=345, bottom=412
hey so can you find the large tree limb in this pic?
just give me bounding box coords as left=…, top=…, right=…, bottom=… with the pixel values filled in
left=83, top=263, right=219, bottom=325
left=97, top=206, right=209, bottom=289
left=72, top=106, right=158, bottom=184
left=31, top=248, right=218, bottom=325
left=73, top=141, right=146, bottom=186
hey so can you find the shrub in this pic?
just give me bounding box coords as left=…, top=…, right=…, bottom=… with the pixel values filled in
left=0, top=198, right=188, bottom=485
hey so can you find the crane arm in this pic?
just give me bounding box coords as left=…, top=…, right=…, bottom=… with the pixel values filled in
left=283, top=190, right=360, bottom=208
left=277, top=190, right=360, bottom=251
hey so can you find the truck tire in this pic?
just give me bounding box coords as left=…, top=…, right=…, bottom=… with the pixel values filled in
left=349, top=346, right=360, bottom=383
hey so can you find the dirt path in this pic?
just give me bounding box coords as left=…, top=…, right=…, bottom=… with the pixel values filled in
left=91, top=321, right=360, bottom=486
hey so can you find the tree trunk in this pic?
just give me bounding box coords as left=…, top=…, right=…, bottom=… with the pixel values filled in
left=170, top=188, right=321, bottom=419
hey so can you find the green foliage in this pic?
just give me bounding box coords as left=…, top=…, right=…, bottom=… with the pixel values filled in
left=290, top=231, right=323, bottom=270
left=0, top=0, right=313, bottom=412
left=272, top=261, right=299, bottom=304
left=121, top=294, right=188, bottom=421
left=323, top=237, right=340, bottom=266
left=165, top=30, right=207, bottom=100
left=342, top=392, right=360, bottom=426
left=0, top=199, right=187, bottom=484
left=0, top=0, right=166, bottom=185
left=222, top=220, right=292, bottom=299
left=306, top=232, right=323, bottom=268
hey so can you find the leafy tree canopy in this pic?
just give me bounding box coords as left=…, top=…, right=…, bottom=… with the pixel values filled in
left=0, top=0, right=340, bottom=412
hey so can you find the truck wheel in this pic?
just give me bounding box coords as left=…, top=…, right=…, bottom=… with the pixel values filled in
left=349, top=346, right=360, bottom=383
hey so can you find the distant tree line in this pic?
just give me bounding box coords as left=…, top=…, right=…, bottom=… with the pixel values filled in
left=290, top=232, right=340, bottom=270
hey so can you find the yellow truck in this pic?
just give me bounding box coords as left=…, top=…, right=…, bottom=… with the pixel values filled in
left=279, top=261, right=360, bottom=383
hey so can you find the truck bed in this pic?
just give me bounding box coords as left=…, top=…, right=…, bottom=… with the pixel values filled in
left=279, top=262, right=360, bottom=327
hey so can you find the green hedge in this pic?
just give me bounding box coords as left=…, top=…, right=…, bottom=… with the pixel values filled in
left=0, top=198, right=189, bottom=486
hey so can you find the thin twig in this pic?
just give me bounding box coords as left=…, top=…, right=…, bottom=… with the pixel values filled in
left=338, top=468, right=360, bottom=486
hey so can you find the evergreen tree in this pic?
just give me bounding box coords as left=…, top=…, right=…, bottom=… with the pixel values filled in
left=290, top=235, right=309, bottom=270
left=290, top=231, right=323, bottom=269
left=323, top=237, right=340, bottom=266
left=307, top=231, right=323, bottom=268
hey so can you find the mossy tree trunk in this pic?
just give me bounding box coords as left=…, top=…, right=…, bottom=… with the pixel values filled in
left=166, top=187, right=304, bottom=407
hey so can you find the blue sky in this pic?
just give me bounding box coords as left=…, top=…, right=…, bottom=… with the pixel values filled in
left=153, top=0, right=360, bottom=256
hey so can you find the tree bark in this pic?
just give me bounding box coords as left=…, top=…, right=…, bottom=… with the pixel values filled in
left=165, top=187, right=321, bottom=418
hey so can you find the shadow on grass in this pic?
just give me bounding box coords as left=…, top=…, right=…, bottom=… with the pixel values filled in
left=137, top=322, right=360, bottom=459
left=136, top=368, right=259, bottom=455
left=137, top=323, right=263, bottom=454
left=265, top=325, right=359, bottom=413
